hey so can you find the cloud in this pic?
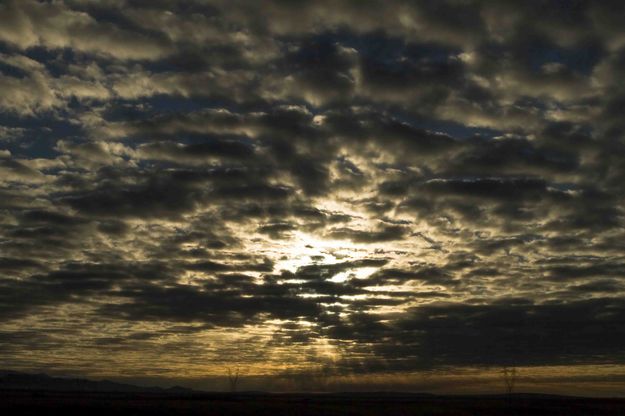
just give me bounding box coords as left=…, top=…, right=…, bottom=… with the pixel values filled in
left=1, top=0, right=625, bottom=391
left=0, top=156, right=47, bottom=184
left=327, top=224, right=409, bottom=243
left=0, top=0, right=172, bottom=60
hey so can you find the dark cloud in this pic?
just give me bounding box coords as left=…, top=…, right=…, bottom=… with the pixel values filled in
left=138, top=139, right=257, bottom=161
left=98, top=280, right=324, bottom=327
left=327, top=225, right=409, bottom=243
left=389, top=299, right=625, bottom=367
left=61, top=176, right=205, bottom=219
left=361, top=266, right=457, bottom=287
left=257, top=222, right=297, bottom=239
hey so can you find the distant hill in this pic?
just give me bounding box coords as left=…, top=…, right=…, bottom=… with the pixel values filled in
left=0, top=371, right=194, bottom=393
left=0, top=371, right=585, bottom=400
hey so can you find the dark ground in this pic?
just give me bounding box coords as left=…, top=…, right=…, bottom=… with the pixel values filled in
left=2, top=391, right=625, bottom=416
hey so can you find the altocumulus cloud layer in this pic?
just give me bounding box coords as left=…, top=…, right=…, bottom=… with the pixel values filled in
left=1, top=0, right=625, bottom=393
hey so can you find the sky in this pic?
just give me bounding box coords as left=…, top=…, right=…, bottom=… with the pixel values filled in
left=1, top=0, right=625, bottom=396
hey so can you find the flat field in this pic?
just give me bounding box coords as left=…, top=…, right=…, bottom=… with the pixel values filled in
left=2, top=391, right=625, bottom=416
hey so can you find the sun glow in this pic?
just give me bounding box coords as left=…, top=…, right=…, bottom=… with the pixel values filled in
left=329, top=266, right=379, bottom=283
left=270, top=231, right=363, bottom=273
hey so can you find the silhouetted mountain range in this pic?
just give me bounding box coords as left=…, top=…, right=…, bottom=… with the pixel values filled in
left=0, top=371, right=193, bottom=393
left=0, top=370, right=593, bottom=401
